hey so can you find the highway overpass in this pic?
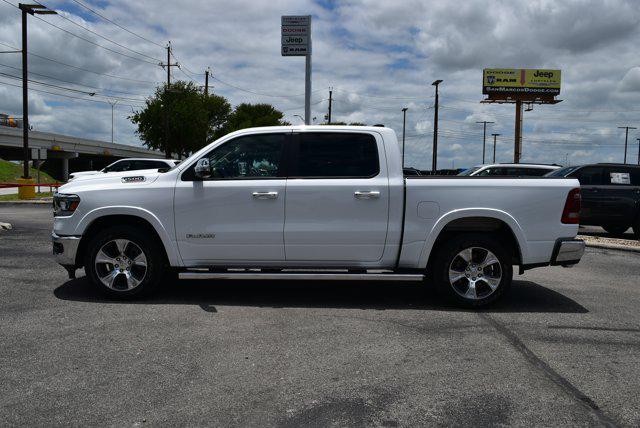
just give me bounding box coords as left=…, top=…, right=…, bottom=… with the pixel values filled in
left=0, top=126, right=162, bottom=181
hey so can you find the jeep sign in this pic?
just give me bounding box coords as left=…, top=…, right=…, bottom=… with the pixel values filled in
left=482, top=69, right=561, bottom=95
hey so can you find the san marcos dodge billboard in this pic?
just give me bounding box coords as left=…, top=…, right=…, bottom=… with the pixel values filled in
left=483, top=69, right=561, bottom=95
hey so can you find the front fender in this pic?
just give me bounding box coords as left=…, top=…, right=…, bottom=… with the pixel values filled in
left=417, top=208, right=528, bottom=269
left=74, top=206, right=181, bottom=267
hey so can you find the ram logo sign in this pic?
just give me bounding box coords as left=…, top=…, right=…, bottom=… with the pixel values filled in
left=483, top=68, right=561, bottom=95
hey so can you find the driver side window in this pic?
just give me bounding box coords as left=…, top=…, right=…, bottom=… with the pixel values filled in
left=184, top=133, right=286, bottom=180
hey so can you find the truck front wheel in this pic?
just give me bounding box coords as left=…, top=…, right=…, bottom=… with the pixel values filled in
left=84, top=226, right=164, bottom=299
left=431, top=234, right=512, bottom=308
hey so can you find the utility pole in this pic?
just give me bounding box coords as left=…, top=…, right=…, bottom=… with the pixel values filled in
left=401, top=107, right=408, bottom=169
left=618, top=126, right=636, bottom=164
left=491, top=133, right=500, bottom=163
left=107, top=100, right=118, bottom=144
left=18, top=3, right=56, bottom=179
left=327, top=87, right=333, bottom=124
left=637, top=138, right=640, bottom=165
left=204, top=67, right=210, bottom=96
left=476, top=121, right=494, bottom=164
left=432, top=79, right=443, bottom=172
left=160, top=42, right=178, bottom=158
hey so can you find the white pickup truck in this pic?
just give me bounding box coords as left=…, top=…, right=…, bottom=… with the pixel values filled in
left=52, top=126, right=585, bottom=307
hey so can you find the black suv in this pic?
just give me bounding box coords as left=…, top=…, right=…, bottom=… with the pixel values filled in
left=546, top=163, right=640, bottom=238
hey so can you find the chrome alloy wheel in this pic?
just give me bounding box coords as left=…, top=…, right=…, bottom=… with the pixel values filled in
left=448, top=247, right=502, bottom=300
left=94, top=239, right=147, bottom=291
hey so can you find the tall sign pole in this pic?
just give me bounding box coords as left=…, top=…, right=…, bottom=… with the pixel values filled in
left=282, top=16, right=312, bottom=124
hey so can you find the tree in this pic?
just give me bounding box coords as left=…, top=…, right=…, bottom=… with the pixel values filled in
left=222, top=103, right=289, bottom=134
left=130, top=81, right=231, bottom=158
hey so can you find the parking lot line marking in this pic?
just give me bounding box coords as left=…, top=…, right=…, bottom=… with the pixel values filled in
left=478, top=313, right=620, bottom=428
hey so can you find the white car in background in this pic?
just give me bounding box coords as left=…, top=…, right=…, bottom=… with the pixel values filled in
left=459, top=163, right=561, bottom=177
left=69, top=158, right=180, bottom=181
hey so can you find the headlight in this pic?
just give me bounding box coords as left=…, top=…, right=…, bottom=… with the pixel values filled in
left=53, top=193, right=80, bottom=217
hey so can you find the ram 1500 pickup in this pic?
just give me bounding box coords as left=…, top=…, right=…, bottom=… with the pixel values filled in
left=52, top=126, right=585, bottom=307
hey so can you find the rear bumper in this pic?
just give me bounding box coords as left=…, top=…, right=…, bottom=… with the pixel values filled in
left=551, top=238, right=585, bottom=266
left=52, top=232, right=81, bottom=267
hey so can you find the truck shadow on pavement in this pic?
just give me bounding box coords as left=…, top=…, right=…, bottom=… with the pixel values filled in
left=54, top=277, right=588, bottom=314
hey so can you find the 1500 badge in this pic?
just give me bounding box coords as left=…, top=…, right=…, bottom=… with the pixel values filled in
left=121, top=176, right=145, bottom=183
left=186, top=233, right=215, bottom=239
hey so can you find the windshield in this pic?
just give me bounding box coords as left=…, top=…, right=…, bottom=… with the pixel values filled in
left=458, top=166, right=481, bottom=176
left=545, top=166, right=579, bottom=177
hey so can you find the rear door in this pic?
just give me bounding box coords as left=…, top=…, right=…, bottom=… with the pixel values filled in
left=284, top=131, right=389, bottom=262
left=569, top=166, right=604, bottom=224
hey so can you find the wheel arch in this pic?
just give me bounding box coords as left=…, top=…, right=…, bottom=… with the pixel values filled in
left=74, top=208, right=180, bottom=267
left=419, top=209, right=527, bottom=270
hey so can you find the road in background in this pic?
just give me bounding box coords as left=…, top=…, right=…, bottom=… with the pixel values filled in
left=1, top=205, right=639, bottom=426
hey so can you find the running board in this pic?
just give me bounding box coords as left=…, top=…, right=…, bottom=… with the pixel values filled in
left=178, top=271, right=424, bottom=281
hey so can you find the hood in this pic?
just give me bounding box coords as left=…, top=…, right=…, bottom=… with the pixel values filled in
left=58, top=169, right=162, bottom=193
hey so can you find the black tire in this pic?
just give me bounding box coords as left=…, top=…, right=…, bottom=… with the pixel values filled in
left=84, top=225, right=164, bottom=299
left=602, top=225, right=629, bottom=237
left=431, top=233, right=513, bottom=308
left=633, top=218, right=640, bottom=241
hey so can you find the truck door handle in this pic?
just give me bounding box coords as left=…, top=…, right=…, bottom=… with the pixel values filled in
left=252, top=191, right=278, bottom=199
left=354, top=190, right=380, bottom=199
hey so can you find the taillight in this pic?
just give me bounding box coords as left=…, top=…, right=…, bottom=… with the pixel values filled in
left=561, top=188, right=581, bottom=224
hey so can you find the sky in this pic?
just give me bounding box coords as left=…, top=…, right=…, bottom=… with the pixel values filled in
left=1, top=0, right=640, bottom=170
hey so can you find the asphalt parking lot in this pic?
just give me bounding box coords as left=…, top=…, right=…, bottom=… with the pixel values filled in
left=1, top=205, right=639, bottom=427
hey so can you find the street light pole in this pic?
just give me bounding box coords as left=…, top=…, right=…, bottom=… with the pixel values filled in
left=618, top=126, right=637, bottom=164
left=491, top=133, right=500, bottom=163
left=401, top=107, right=408, bottom=169
left=18, top=3, right=57, bottom=179
left=107, top=100, right=118, bottom=144
left=476, top=121, right=494, bottom=164
left=431, top=79, right=442, bottom=173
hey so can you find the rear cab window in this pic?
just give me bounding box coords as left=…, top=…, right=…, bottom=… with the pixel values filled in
left=604, top=167, right=633, bottom=186
left=291, top=132, right=379, bottom=178
left=570, top=166, right=604, bottom=185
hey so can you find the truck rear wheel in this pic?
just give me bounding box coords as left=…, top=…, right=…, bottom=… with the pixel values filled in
left=602, top=225, right=629, bottom=237
left=431, top=234, right=512, bottom=308
left=84, top=225, right=164, bottom=299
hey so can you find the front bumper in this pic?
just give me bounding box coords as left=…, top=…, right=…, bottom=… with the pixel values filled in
left=551, top=238, right=585, bottom=266
left=52, top=232, right=81, bottom=267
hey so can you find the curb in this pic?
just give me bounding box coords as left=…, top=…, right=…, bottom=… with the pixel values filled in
left=0, top=199, right=52, bottom=205
left=581, top=241, right=640, bottom=254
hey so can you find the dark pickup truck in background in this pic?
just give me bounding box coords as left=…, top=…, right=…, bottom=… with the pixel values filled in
left=546, top=163, right=640, bottom=238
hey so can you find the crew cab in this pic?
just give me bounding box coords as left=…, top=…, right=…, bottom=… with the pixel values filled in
left=52, top=126, right=585, bottom=307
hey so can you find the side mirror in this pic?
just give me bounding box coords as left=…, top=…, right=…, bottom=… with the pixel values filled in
left=194, top=158, right=211, bottom=179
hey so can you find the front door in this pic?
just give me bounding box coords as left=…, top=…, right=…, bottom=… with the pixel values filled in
left=284, top=131, right=389, bottom=263
left=174, top=132, right=288, bottom=265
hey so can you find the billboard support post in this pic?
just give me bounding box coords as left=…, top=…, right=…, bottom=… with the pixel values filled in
left=482, top=69, right=562, bottom=164
left=514, top=100, right=522, bottom=163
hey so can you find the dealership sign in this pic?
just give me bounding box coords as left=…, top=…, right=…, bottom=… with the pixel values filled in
left=281, top=15, right=311, bottom=56
left=483, top=69, right=561, bottom=95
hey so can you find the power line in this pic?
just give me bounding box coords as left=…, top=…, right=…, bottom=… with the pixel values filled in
left=0, top=0, right=159, bottom=65
left=0, top=62, right=150, bottom=98
left=0, top=41, right=160, bottom=84
left=0, top=70, right=146, bottom=102
left=34, top=0, right=162, bottom=62
left=69, top=0, right=164, bottom=48
left=0, top=77, right=144, bottom=108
